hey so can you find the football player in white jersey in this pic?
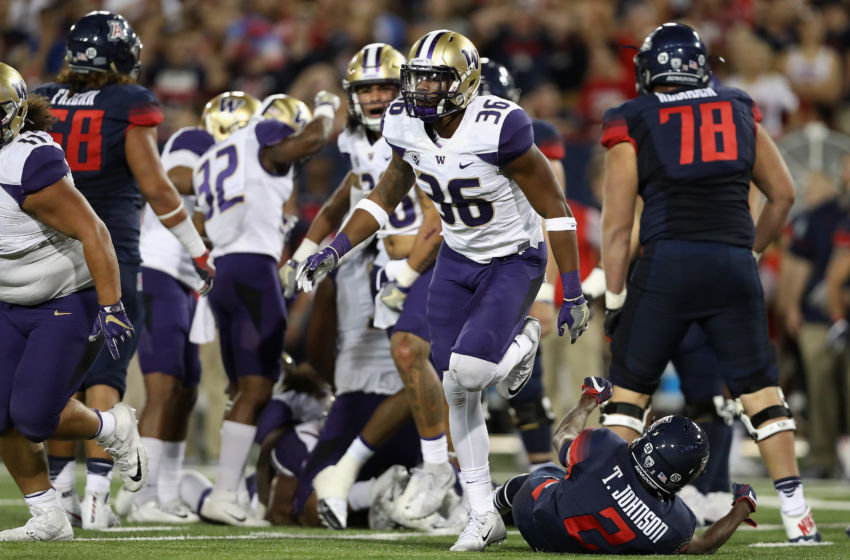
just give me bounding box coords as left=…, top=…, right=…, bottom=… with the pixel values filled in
left=120, top=96, right=251, bottom=523
left=282, top=43, right=453, bottom=530
left=0, top=63, right=147, bottom=541
left=195, top=90, right=340, bottom=526
left=297, top=30, right=590, bottom=551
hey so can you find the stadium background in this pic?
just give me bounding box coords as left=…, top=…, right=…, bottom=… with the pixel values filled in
left=3, top=0, right=850, bottom=479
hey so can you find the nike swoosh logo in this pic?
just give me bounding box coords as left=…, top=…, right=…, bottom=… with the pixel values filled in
left=129, top=451, right=143, bottom=482
left=106, top=315, right=131, bottom=329
left=54, top=310, right=72, bottom=316
left=459, top=161, right=474, bottom=169
left=228, top=512, right=247, bottom=523
left=482, top=526, right=492, bottom=541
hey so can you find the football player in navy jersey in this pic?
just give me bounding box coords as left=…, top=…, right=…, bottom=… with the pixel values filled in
left=0, top=63, right=147, bottom=541
left=297, top=29, right=590, bottom=551
left=599, top=23, right=819, bottom=542
left=494, top=377, right=759, bottom=554
left=36, top=11, right=214, bottom=529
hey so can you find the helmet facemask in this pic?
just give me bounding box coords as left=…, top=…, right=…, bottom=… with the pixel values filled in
left=401, top=62, right=466, bottom=123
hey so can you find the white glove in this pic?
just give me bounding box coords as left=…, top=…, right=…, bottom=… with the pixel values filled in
left=313, top=90, right=340, bottom=120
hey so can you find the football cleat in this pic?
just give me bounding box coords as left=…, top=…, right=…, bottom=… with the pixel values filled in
left=395, top=461, right=456, bottom=520
left=58, top=488, right=82, bottom=528
left=496, top=317, right=541, bottom=399
left=782, top=506, right=821, bottom=543
left=128, top=499, right=199, bottom=524
left=313, top=461, right=359, bottom=530
left=0, top=505, right=73, bottom=541
left=368, top=465, right=409, bottom=530
left=112, top=486, right=135, bottom=518
left=449, top=509, right=506, bottom=552
left=95, top=403, right=149, bottom=493
left=199, top=490, right=268, bottom=527
left=81, top=490, right=121, bottom=530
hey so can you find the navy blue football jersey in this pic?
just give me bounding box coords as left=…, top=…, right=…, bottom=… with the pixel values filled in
left=36, top=82, right=164, bottom=264
left=532, top=118, right=565, bottom=160
left=601, top=86, right=761, bottom=249
left=531, top=428, right=696, bottom=554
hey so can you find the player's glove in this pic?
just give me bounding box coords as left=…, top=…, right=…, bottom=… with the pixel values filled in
left=731, top=482, right=758, bottom=527
left=603, top=289, right=626, bottom=340
left=558, top=271, right=590, bottom=343
left=582, top=267, right=606, bottom=302
left=193, top=249, right=215, bottom=296
left=313, top=90, right=341, bottom=119
left=295, top=234, right=352, bottom=293
left=282, top=240, right=319, bottom=299
left=378, top=261, right=420, bottom=312
left=581, top=377, right=612, bottom=406
left=826, top=318, right=849, bottom=353
left=89, top=301, right=134, bottom=360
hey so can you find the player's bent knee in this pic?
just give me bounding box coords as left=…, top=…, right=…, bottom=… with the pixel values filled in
left=599, top=401, right=650, bottom=434
left=511, top=397, right=555, bottom=430
left=13, top=411, right=57, bottom=443
left=737, top=388, right=796, bottom=442
left=390, top=333, right=427, bottom=373
left=448, top=352, right=496, bottom=392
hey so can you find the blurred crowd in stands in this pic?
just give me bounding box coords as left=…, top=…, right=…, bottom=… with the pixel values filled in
left=5, top=0, right=850, bottom=478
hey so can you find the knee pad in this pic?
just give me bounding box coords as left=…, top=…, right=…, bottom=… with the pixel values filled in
left=684, top=396, right=738, bottom=427
left=599, top=401, right=650, bottom=433
left=448, top=353, right=497, bottom=392
left=510, top=397, right=555, bottom=431
left=736, top=388, right=796, bottom=442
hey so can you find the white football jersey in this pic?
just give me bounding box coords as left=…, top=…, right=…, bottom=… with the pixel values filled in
left=333, top=247, right=402, bottom=396
left=381, top=95, right=544, bottom=263
left=0, top=131, right=92, bottom=305
left=194, top=118, right=294, bottom=261
left=140, top=127, right=214, bottom=289
left=337, top=127, right=422, bottom=239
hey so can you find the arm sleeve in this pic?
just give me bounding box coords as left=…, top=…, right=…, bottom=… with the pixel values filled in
left=21, top=145, right=70, bottom=197
left=833, top=218, right=850, bottom=250
left=532, top=119, right=565, bottom=160
left=127, top=87, right=164, bottom=127
left=255, top=119, right=295, bottom=147
left=497, top=108, right=534, bottom=167
left=601, top=106, right=636, bottom=150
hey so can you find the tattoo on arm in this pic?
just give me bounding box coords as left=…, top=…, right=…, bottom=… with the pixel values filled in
left=371, top=153, right=415, bottom=211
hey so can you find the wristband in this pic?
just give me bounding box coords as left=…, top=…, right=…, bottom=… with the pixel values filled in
left=292, top=239, right=320, bottom=262
left=168, top=216, right=207, bottom=258
left=545, top=217, right=577, bottom=232
left=313, top=104, right=336, bottom=121
left=396, top=261, right=420, bottom=288
left=328, top=233, right=352, bottom=259
left=156, top=200, right=185, bottom=221
left=560, top=271, right=582, bottom=300
left=354, top=199, right=389, bottom=228
left=535, top=282, right=555, bottom=303
left=383, top=259, right=406, bottom=282
left=605, top=289, right=627, bottom=310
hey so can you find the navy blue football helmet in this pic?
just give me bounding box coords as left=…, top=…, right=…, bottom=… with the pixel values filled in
left=66, top=11, right=142, bottom=79
left=479, top=58, right=520, bottom=103
left=629, top=415, right=709, bottom=497
left=633, top=22, right=710, bottom=95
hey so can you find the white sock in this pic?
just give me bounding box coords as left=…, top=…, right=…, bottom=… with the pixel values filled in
left=214, top=421, right=257, bottom=493
left=348, top=480, right=373, bottom=511
left=159, top=440, right=186, bottom=505
left=86, top=470, right=113, bottom=494
left=96, top=410, right=117, bottom=439
left=52, top=460, right=76, bottom=493
left=421, top=434, right=449, bottom=465
left=135, top=437, right=162, bottom=505
left=345, top=436, right=374, bottom=466
left=25, top=487, right=62, bottom=510
left=462, top=464, right=494, bottom=515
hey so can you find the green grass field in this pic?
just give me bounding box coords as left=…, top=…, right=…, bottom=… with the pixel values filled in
left=0, top=465, right=847, bottom=559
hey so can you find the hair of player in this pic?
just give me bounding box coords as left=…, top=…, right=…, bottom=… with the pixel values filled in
left=21, top=94, right=56, bottom=133
left=56, top=68, right=136, bottom=93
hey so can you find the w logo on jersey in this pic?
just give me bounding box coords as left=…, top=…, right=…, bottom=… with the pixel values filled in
left=220, top=97, right=245, bottom=113
left=107, top=20, right=128, bottom=41
left=435, top=155, right=445, bottom=165
left=461, top=48, right=479, bottom=71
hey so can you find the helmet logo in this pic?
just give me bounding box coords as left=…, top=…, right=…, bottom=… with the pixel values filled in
left=643, top=443, right=653, bottom=454
left=461, top=49, right=479, bottom=70
left=643, top=456, right=655, bottom=468
left=107, top=20, right=128, bottom=41
left=85, top=47, right=98, bottom=59
left=657, top=52, right=669, bottom=64
left=670, top=58, right=681, bottom=70
left=11, top=79, right=26, bottom=101
left=671, top=473, right=682, bottom=483
left=698, top=54, right=706, bottom=66
left=220, top=97, right=245, bottom=113
left=657, top=472, right=667, bottom=483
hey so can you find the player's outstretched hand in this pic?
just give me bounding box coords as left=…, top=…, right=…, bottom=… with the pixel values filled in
left=280, top=258, right=299, bottom=298
left=581, top=377, right=612, bottom=406
left=296, top=247, right=340, bottom=293
left=379, top=281, right=409, bottom=311
left=314, top=90, right=341, bottom=113
left=559, top=295, right=590, bottom=343
left=731, top=482, right=757, bottom=527
left=89, top=301, right=134, bottom=360
left=193, top=249, right=215, bottom=296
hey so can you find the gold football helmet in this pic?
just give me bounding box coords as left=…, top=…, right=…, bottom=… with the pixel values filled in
left=201, top=91, right=261, bottom=141
left=342, top=43, right=405, bottom=132
left=258, top=94, right=312, bottom=134
left=401, top=30, right=481, bottom=122
left=0, top=63, right=28, bottom=147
